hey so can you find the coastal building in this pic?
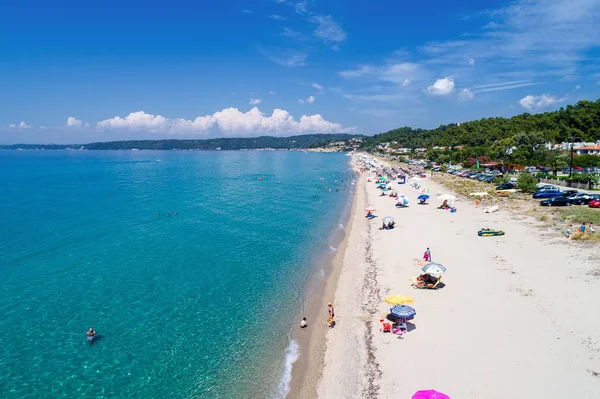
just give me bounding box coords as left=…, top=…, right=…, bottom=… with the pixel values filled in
left=574, top=144, right=600, bottom=155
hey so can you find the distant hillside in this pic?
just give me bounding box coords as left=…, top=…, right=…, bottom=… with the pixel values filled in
left=362, top=99, right=600, bottom=151
left=0, top=133, right=363, bottom=151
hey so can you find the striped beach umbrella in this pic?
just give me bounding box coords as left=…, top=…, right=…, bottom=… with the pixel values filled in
left=390, top=305, right=416, bottom=319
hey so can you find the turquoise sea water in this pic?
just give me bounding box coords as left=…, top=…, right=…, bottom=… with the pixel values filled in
left=0, top=150, right=352, bottom=399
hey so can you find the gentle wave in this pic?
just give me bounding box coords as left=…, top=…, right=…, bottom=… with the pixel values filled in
left=273, top=339, right=300, bottom=399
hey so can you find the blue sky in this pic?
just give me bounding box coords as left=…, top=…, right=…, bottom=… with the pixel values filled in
left=1, top=0, right=599, bottom=144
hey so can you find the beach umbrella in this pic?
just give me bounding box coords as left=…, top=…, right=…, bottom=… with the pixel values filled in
left=385, top=295, right=413, bottom=305
left=365, top=207, right=376, bottom=212
left=421, top=263, right=447, bottom=277
left=390, top=304, right=416, bottom=319
left=398, top=196, right=409, bottom=205
left=438, top=194, right=456, bottom=201
left=412, top=390, right=451, bottom=399
left=382, top=216, right=395, bottom=224
left=418, top=194, right=430, bottom=201
left=379, top=176, right=387, bottom=181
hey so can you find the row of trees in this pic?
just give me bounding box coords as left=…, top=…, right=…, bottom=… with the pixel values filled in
left=363, top=99, right=600, bottom=169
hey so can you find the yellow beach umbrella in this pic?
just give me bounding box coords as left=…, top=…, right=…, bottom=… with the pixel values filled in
left=384, top=295, right=414, bottom=305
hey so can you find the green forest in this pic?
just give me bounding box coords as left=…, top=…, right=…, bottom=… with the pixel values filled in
left=362, top=99, right=600, bottom=168
left=0, top=134, right=361, bottom=151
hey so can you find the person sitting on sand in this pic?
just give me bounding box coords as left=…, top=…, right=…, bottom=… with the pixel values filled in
left=366, top=211, right=373, bottom=218
left=388, top=221, right=395, bottom=229
left=439, top=200, right=449, bottom=210
left=381, top=221, right=388, bottom=230
left=300, top=317, right=307, bottom=328
left=416, top=274, right=437, bottom=288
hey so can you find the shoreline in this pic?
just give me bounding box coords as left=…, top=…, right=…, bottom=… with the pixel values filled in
left=286, top=157, right=361, bottom=398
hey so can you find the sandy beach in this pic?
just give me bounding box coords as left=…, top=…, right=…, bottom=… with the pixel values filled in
left=307, top=154, right=600, bottom=398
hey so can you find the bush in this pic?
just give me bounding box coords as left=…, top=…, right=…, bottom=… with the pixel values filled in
left=517, top=173, right=538, bottom=193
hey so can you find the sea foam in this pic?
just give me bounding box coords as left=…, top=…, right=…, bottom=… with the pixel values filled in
left=273, top=339, right=300, bottom=399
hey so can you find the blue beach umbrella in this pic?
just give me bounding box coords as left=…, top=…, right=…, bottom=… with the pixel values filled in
left=418, top=194, right=429, bottom=201
left=390, top=305, right=416, bottom=319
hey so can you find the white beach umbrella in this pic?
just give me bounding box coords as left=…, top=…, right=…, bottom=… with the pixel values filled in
left=438, top=194, right=456, bottom=201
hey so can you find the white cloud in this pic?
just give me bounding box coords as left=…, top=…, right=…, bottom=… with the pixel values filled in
left=468, top=57, right=475, bottom=66
left=260, top=48, right=307, bottom=67
left=458, top=88, right=475, bottom=101
left=9, top=121, right=31, bottom=129
left=574, top=85, right=581, bottom=90
left=312, top=15, right=346, bottom=48
left=269, top=90, right=276, bottom=95
left=241, top=9, right=252, bottom=14
left=66, top=117, right=84, bottom=127
left=249, top=98, right=262, bottom=105
left=269, top=15, right=285, bottom=20
left=427, top=77, right=455, bottom=96
left=312, top=82, right=323, bottom=91
left=402, top=79, right=411, bottom=86
left=294, top=1, right=308, bottom=14
left=519, top=94, right=567, bottom=110
left=281, top=27, right=307, bottom=40
left=96, top=109, right=353, bottom=136
left=339, top=66, right=375, bottom=79
left=299, top=95, right=316, bottom=104
left=471, top=80, right=543, bottom=93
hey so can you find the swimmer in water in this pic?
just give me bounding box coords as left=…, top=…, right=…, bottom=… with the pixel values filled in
left=86, top=328, right=96, bottom=343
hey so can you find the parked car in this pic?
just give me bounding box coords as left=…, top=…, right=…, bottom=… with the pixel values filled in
left=483, top=175, right=496, bottom=183
left=568, top=193, right=599, bottom=205
left=540, top=197, right=574, bottom=206
left=459, top=171, right=471, bottom=177
left=533, top=190, right=562, bottom=199
left=560, top=190, right=579, bottom=197
left=496, top=182, right=517, bottom=190
left=589, top=199, right=600, bottom=208
left=476, top=174, right=488, bottom=181
left=469, top=173, right=481, bottom=179
left=537, top=184, right=560, bottom=191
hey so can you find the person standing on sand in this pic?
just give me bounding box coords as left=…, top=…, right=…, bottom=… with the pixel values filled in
left=423, top=247, right=431, bottom=262
left=327, top=302, right=335, bottom=327
left=589, top=222, right=596, bottom=234
left=566, top=224, right=573, bottom=238
left=300, top=317, right=307, bottom=328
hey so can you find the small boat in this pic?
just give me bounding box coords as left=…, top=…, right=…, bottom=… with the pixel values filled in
left=478, top=228, right=505, bottom=237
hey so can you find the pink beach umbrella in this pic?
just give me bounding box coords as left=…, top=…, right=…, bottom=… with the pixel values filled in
left=412, top=390, right=450, bottom=399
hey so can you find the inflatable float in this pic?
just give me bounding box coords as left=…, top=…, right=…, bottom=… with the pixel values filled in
left=478, top=228, right=505, bottom=237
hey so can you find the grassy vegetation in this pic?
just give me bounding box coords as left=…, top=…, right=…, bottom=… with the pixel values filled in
left=433, top=169, right=600, bottom=241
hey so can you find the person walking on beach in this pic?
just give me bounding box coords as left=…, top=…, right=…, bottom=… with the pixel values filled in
left=328, top=302, right=335, bottom=328
left=580, top=223, right=586, bottom=234
left=423, top=247, right=431, bottom=262
left=300, top=317, right=307, bottom=328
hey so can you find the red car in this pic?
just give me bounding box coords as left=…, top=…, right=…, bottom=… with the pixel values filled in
left=589, top=199, right=600, bottom=208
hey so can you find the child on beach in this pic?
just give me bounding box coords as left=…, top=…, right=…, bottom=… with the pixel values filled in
left=566, top=224, right=573, bottom=238
left=423, top=247, right=431, bottom=262
left=300, top=317, right=307, bottom=328
left=328, top=316, right=335, bottom=328
left=589, top=222, right=596, bottom=234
